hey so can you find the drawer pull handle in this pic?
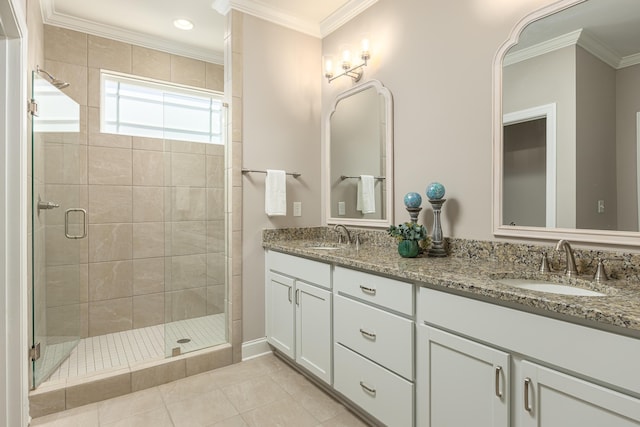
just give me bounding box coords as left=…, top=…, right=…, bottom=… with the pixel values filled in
left=288, top=287, right=292, bottom=303
left=359, top=381, right=376, bottom=396
left=359, top=285, right=376, bottom=295
left=524, top=377, right=532, bottom=412
left=359, top=328, right=376, bottom=340
left=495, top=366, right=503, bottom=398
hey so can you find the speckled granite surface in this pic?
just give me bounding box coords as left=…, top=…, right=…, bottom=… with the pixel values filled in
left=263, top=227, right=640, bottom=337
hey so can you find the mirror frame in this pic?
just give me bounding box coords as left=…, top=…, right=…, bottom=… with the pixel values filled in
left=492, top=0, right=640, bottom=247
left=326, top=79, right=394, bottom=228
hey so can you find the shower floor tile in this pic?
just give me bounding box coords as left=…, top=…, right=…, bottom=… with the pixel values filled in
left=41, top=314, right=226, bottom=385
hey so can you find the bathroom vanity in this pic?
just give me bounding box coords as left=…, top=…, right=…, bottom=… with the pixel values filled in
left=264, top=231, right=640, bottom=427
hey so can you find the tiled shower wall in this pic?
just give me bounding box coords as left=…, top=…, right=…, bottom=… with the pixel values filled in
left=41, top=24, right=226, bottom=339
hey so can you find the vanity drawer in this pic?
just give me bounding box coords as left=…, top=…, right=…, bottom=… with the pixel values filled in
left=334, top=294, right=414, bottom=380
left=333, top=266, right=413, bottom=315
left=334, top=343, right=414, bottom=427
left=267, top=250, right=331, bottom=289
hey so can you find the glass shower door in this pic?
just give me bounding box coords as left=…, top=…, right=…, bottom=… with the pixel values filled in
left=31, top=72, right=83, bottom=388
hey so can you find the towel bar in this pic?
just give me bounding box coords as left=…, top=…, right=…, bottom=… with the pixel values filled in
left=340, top=175, right=385, bottom=180
left=242, top=168, right=301, bottom=178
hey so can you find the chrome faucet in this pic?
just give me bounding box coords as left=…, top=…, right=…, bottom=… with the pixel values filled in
left=333, top=224, right=351, bottom=244
left=555, top=239, right=578, bottom=277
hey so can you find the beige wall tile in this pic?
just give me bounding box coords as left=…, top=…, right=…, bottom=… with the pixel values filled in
left=43, top=59, right=88, bottom=106
left=43, top=184, right=85, bottom=226
left=206, top=155, right=225, bottom=188
left=87, top=68, right=100, bottom=108
left=88, top=35, right=131, bottom=73
left=133, top=186, right=164, bottom=222
left=207, top=253, right=226, bottom=286
left=207, top=284, right=226, bottom=315
left=44, top=25, right=87, bottom=66
left=88, top=185, right=132, bottom=224
left=88, top=223, right=133, bottom=263
left=207, top=220, right=225, bottom=253
left=132, top=46, right=171, bottom=81
left=133, top=149, right=165, bottom=186
left=206, top=143, right=224, bottom=156
left=88, top=146, right=132, bottom=185
left=170, top=55, right=206, bottom=88
left=171, top=152, right=206, bottom=187
left=88, top=298, right=133, bottom=336
left=44, top=142, right=88, bottom=185
left=66, top=372, right=131, bottom=409
left=88, top=260, right=133, bottom=301
left=87, top=107, right=132, bottom=148
left=168, top=254, right=207, bottom=290
left=171, top=221, right=207, bottom=256
left=171, top=187, right=206, bottom=221
left=133, top=257, right=165, bottom=295
left=47, top=303, right=81, bottom=338
left=45, top=225, right=84, bottom=266
left=206, top=63, right=224, bottom=91
left=169, top=139, right=206, bottom=155
left=232, top=319, right=242, bottom=363
left=133, top=222, right=165, bottom=258
left=132, top=136, right=164, bottom=151
left=167, top=287, right=207, bottom=321
left=46, top=264, right=83, bottom=307
left=207, top=188, right=225, bottom=220
left=132, top=292, right=164, bottom=328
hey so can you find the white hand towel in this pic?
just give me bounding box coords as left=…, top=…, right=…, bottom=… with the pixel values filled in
left=265, top=169, right=286, bottom=216
left=357, top=175, right=376, bottom=214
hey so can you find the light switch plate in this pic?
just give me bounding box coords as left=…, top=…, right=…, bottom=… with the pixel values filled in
left=293, top=202, right=302, bottom=217
left=338, top=201, right=346, bottom=216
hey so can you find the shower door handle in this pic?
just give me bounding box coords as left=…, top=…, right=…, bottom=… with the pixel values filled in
left=65, top=208, right=87, bottom=239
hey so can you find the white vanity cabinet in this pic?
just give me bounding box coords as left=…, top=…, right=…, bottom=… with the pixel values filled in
left=417, top=287, right=640, bottom=427
left=333, top=266, right=415, bottom=426
left=265, top=251, right=332, bottom=384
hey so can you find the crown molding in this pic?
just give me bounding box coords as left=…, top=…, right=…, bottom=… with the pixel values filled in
left=40, top=0, right=223, bottom=64
left=320, top=0, right=378, bottom=37
left=503, top=29, right=582, bottom=67
left=224, top=0, right=320, bottom=37
left=503, top=27, right=640, bottom=70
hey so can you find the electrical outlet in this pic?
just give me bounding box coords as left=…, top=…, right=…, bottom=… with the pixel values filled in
left=597, top=199, right=605, bottom=214
left=293, top=202, right=302, bottom=217
left=338, top=201, right=346, bottom=216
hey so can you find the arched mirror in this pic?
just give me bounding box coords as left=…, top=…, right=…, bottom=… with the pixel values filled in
left=326, top=80, right=393, bottom=227
left=493, top=0, right=640, bottom=245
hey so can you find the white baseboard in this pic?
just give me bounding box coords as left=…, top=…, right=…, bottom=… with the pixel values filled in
left=241, top=338, right=272, bottom=361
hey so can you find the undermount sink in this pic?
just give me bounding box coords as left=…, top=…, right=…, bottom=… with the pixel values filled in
left=497, top=278, right=606, bottom=296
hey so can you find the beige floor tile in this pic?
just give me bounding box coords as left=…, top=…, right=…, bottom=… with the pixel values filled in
left=321, top=410, right=371, bottom=427
left=159, top=370, right=220, bottom=404
left=101, top=407, right=174, bottom=427
left=166, top=388, right=238, bottom=427
left=293, top=385, right=347, bottom=423
left=208, top=357, right=280, bottom=389
left=240, top=398, right=319, bottom=427
left=267, top=363, right=318, bottom=396
left=29, top=403, right=99, bottom=427
left=98, top=387, right=165, bottom=425
left=207, top=415, right=249, bottom=427
left=221, top=375, right=289, bottom=413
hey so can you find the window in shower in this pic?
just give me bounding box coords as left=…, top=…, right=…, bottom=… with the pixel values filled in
left=100, top=70, right=224, bottom=144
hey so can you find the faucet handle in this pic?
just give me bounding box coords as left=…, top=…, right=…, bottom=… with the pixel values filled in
left=539, top=251, right=552, bottom=273
left=593, top=257, right=609, bottom=283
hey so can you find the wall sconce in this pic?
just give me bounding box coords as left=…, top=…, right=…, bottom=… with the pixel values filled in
left=324, top=38, right=370, bottom=83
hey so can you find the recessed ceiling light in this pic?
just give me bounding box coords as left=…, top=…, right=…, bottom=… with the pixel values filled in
left=173, top=19, right=194, bottom=30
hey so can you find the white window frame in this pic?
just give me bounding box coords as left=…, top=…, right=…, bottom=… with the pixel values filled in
left=100, top=70, right=224, bottom=144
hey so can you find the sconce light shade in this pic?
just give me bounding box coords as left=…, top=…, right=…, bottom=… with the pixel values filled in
left=324, top=39, right=371, bottom=84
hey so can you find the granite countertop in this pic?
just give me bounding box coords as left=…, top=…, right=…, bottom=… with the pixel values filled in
left=263, top=237, right=640, bottom=338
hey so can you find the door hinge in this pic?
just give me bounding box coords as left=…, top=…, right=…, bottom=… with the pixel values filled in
left=28, top=98, right=38, bottom=117
left=30, top=342, right=41, bottom=361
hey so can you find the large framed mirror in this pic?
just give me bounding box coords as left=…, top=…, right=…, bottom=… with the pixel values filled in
left=326, top=80, right=394, bottom=227
left=493, top=0, right=640, bottom=245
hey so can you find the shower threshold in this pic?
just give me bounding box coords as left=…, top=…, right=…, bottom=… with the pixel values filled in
left=42, top=313, right=226, bottom=385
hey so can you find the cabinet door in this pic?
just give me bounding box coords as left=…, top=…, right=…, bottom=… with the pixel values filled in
left=520, top=361, right=640, bottom=427
left=295, top=280, right=332, bottom=384
left=417, top=325, right=510, bottom=427
left=266, top=272, right=295, bottom=359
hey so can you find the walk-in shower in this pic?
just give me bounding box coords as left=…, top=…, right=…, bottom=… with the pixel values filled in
left=30, top=68, right=229, bottom=390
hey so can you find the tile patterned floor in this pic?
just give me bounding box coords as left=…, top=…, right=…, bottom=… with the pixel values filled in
left=42, top=314, right=226, bottom=384
left=31, top=352, right=371, bottom=427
